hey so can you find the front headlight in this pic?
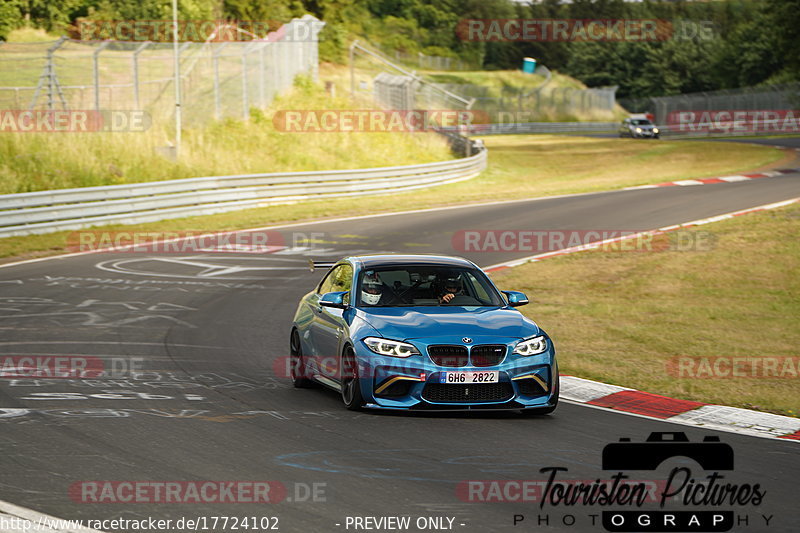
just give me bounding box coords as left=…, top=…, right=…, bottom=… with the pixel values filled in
left=513, top=335, right=548, bottom=356
left=653, top=127, right=659, bottom=133
left=635, top=127, right=642, bottom=133
left=363, top=337, right=420, bottom=358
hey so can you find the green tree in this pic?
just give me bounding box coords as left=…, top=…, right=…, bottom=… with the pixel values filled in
left=713, top=6, right=782, bottom=88
left=18, top=0, right=83, bottom=31
left=0, top=0, right=24, bottom=40
left=766, top=0, right=800, bottom=81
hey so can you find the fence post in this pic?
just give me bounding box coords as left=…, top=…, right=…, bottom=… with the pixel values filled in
left=349, top=41, right=357, bottom=97
left=241, top=45, right=249, bottom=119
left=93, top=41, right=111, bottom=111
left=213, top=43, right=228, bottom=120
left=132, top=42, right=151, bottom=109
left=270, top=41, right=278, bottom=98
left=242, top=42, right=261, bottom=119
left=29, top=37, right=68, bottom=111
left=258, top=42, right=266, bottom=108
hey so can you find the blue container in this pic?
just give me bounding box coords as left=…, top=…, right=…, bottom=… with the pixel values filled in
left=522, top=57, right=537, bottom=74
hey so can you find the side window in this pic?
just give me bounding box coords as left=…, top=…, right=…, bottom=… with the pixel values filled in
left=466, top=272, right=491, bottom=303
left=317, top=264, right=353, bottom=303
left=317, top=266, right=340, bottom=294
left=330, top=265, right=353, bottom=292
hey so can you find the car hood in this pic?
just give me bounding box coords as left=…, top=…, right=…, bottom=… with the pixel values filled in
left=357, top=306, right=538, bottom=341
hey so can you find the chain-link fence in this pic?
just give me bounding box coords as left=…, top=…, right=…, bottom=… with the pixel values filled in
left=350, top=41, right=473, bottom=112
left=390, top=50, right=473, bottom=71
left=619, top=83, right=800, bottom=135
left=0, top=15, right=324, bottom=126
left=467, top=83, right=619, bottom=123
left=371, top=66, right=617, bottom=124
left=350, top=40, right=622, bottom=129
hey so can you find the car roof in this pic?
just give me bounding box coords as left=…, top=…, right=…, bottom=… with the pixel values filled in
left=347, top=254, right=476, bottom=269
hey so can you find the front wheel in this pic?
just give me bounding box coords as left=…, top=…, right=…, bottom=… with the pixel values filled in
left=289, top=329, right=314, bottom=388
left=341, top=345, right=365, bottom=410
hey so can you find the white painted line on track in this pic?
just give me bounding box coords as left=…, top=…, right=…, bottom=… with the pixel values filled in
left=484, top=196, right=800, bottom=271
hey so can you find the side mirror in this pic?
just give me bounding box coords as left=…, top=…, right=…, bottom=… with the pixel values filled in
left=502, top=290, right=529, bottom=307
left=320, top=291, right=349, bottom=309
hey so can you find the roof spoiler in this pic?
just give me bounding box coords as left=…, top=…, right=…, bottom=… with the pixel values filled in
left=308, top=259, right=337, bottom=272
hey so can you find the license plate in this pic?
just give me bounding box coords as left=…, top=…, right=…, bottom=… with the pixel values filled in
left=440, top=371, right=499, bottom=384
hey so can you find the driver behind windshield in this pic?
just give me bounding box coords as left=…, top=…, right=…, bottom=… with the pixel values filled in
left=438, top=274, right=463, bottom=304
left=360, top=272, right=385, bottom=306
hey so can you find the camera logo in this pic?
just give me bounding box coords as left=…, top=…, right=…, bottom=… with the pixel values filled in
left=599, top=432, right=758, bottom=532
left=499, top=432, right=767, bottom=532
left=602, top=432, right=734, bottom=471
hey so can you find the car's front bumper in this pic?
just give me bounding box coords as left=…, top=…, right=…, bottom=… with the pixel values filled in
left=353, top=337, right=557, bottom=410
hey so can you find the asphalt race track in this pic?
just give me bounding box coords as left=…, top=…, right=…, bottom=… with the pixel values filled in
left=1, top=158, right=799, bottom=532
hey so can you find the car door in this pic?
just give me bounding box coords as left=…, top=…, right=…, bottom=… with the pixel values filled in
left=308, top=263, right=353, bottom=379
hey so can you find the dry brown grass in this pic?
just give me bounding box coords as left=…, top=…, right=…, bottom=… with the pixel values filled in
left=490, top=204, right=800, bottom=415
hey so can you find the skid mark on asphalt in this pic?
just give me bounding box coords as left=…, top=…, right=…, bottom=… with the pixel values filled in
left=0, top=297, right=199, bottom=328
left=92, top=251, right=369, bottom=280
left=274, top=449, right=595, bottom=483
left=0, top=408, right=371, bottom=424
left=28, top=275, right=281, bottom=292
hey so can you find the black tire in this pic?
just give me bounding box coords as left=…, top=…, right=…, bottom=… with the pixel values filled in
left=520, top=367, right=559, bottom=416
left=289, top=329, right=314, bottom=388
left=340, top=345, right=365, bottom=410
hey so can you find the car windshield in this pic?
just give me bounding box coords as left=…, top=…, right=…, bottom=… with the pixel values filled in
left=357, top=266, right=506, bottom=307
left=631, top=119, right=652, bottom=125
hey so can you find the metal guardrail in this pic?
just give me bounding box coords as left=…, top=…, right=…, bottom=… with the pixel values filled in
left=464, top=122, right=619, bottom=135
left=0, top=148, right=486, bottom=237
left=462, top=121, right=793, bottom=138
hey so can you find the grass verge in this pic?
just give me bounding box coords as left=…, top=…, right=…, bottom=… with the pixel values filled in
left=0, top=135, right=784, bottom=260
left=0, top=78, right=451, bottom=194
left=489, top=203, right=800, bottom=416
left=423, top=69, right=628, bottom=122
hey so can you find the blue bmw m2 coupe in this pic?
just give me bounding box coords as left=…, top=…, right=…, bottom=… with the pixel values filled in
left=289, top=254, right=558, bottom=414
